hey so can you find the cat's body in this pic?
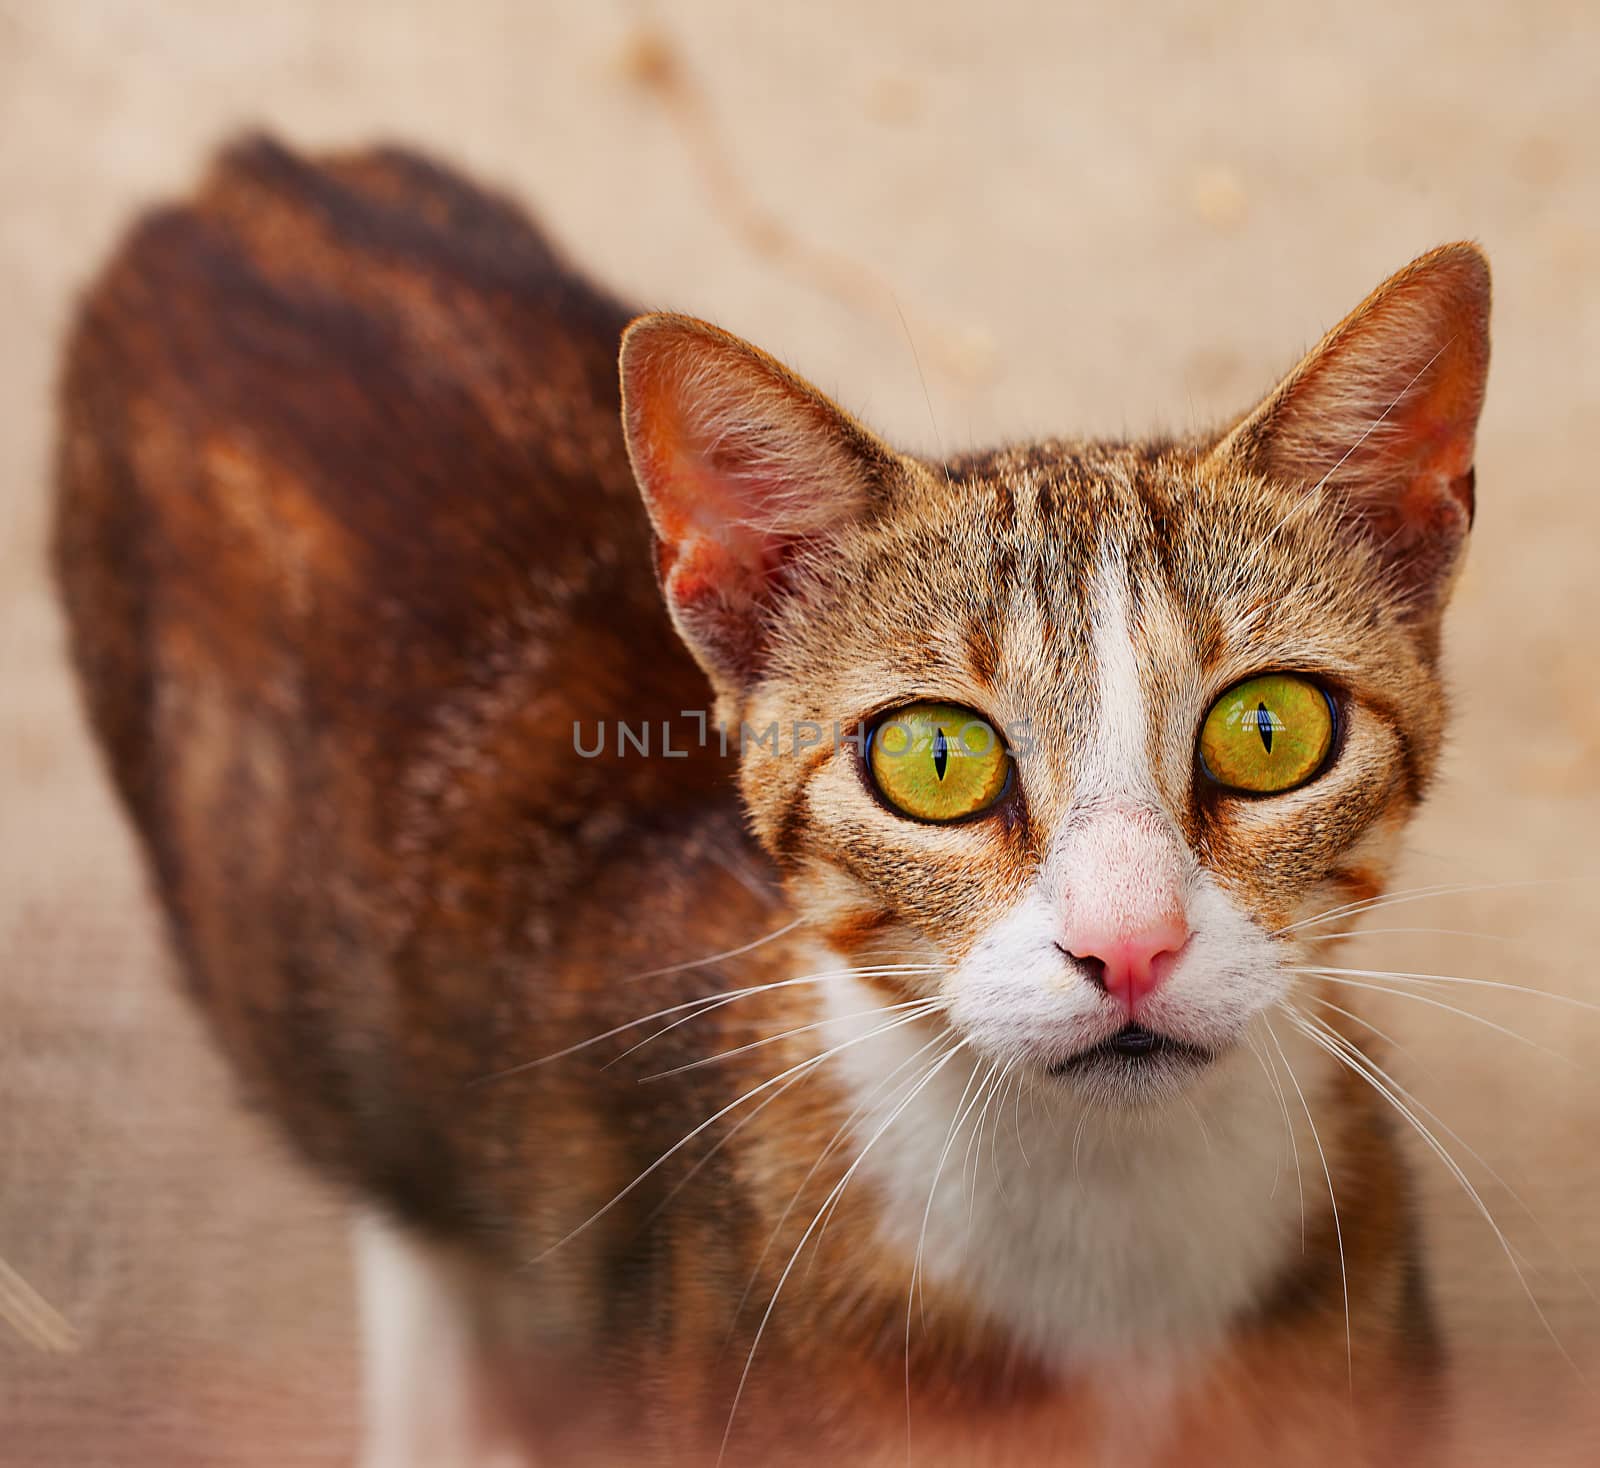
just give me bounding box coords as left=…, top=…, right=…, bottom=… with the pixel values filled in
left=55, top=137, right=1487, bottom=1464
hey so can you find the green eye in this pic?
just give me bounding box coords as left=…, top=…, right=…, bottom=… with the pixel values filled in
left=1199, top=674, right=1335, bottom=794
left=868, top=702, right=1011, bottom=822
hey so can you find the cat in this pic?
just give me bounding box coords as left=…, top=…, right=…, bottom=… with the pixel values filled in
left=54, top=135, right=1488, bottom=1466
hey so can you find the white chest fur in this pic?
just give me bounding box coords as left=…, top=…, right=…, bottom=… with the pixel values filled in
left=821, top=971, right=1326, bottom=1373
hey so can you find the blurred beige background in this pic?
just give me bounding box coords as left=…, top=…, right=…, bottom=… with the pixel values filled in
left=2, top=1, right=1598, bottom=1462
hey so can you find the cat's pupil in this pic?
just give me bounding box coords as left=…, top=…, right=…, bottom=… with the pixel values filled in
left=1256, top=703, right=1274, bottom=754
left=933, top=727, right=949, bottom=781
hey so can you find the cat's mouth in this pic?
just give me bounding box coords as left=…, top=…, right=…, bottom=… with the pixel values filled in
left=1048, top=1023, right=1215, bottom=1077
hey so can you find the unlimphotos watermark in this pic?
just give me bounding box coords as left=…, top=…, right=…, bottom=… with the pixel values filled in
left=572, top=711, right=1035, bottom=759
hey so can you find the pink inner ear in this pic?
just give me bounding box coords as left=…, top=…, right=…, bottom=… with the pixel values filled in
left=647, top=418, right=796, bottom=614
left=620, top=312, right=888, bottom=684
left=1357, top=329, right=1484, bottom=536
left=658, top=520, right=777, bottom=624
left=1269, top=274, right=1486, bottom=548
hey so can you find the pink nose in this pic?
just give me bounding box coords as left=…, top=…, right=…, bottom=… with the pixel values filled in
left=1065, top=917, right=1189, bottom=1014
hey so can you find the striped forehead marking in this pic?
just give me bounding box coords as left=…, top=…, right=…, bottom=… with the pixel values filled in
left=1080, top=547, right=1160, bottom=807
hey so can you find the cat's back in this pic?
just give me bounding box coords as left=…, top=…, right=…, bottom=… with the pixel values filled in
left=56, top=134, right=694, bottom=813
left=53, top=137, right=726, bottom=1197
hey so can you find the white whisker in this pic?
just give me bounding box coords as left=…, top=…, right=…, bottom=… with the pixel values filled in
left=1070, top=1108, right=1094, bottom=1182
left=1264, top=1016, right=1351, bottom=1390
left=1291, top=1005, right=1599, bottom=1308
left=1010, top=1067, right=1032, bottom=1172
left=961, top=1062, right=1007, bottom=1241
left=607, top=965, right=948, bottom=1068
left=532, top=1004, right=949, bottom=1263
left=1283, top=1008, right=1584, bottom=1377
left=472, top=963, right=945, bottom=1086
left=720, top=1038, right=971, bottom=1465
left=1295, top=972, right=1578, bottom=1064
left=637, top=997, right=946, bottom=1081
left=1179, top=1093, right=1213, bottom=1155
left=1302, top=965, right=1600, bottom=1019
left=899, top=1049, right=988, bottom=1454
left=988, top=1062, right=1021, bottom=1208
left=1275, top=878, right=1565, bottom=938
left=642, top=1013, right=954, bottom=1245
left=1244, top=1032, right=1290, bottom=1210
left=732, top=1028, right=960, bottom=1343
left=1300, top=925, right=1514, bottom=946
left=620, top=917, right=809, bottom=983
left=1298, top=991, right=1432, bottom=1077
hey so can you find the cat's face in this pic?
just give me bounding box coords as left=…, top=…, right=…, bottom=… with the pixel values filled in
left=622, top=245, right=1488, bottom=1104
left=734, top=450, right=1445, bottom=1100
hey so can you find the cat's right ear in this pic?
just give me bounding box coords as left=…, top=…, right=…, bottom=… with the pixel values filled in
left=620, top=314, right=896, bottom=695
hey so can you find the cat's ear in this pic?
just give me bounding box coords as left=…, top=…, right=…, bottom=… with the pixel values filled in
left=620, top=313, right=897, bottom=693
left=1210, top=243, right=1490, bottom=611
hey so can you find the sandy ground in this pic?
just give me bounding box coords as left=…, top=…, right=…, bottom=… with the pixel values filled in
left=2, top=1, right=1598, bottom=1462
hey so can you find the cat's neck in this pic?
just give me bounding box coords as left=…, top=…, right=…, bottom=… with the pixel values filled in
left=814, top=956, right=1344, bottom=1372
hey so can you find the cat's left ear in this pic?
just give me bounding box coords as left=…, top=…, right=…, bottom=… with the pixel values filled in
left=1210, top=243, right=1490, bottom=613
left=620, top=313, right=899, bottom=696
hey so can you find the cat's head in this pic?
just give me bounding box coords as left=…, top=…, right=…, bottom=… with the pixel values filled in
left=620, top=246, right=1489, bottom=1103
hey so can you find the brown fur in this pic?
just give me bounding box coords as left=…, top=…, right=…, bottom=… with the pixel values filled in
left=54, top=135, right=1487, bottom=1462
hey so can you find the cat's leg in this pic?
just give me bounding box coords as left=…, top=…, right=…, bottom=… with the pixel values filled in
left=353, top=1211, right=532, bottom=1468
